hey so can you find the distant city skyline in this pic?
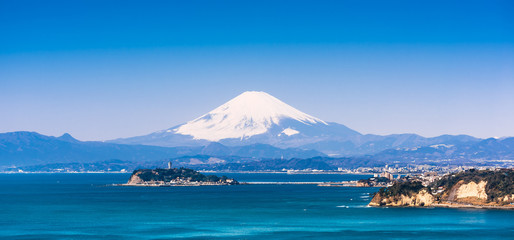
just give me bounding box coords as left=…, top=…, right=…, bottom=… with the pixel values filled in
left=1, top=0, right=513, bottom=140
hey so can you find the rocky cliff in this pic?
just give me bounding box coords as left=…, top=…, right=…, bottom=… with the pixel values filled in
left=369, top=188, right=434, bottom=207
left=369, top=169, right=514, bottom=208
left=446, top=180, right=488, bottom=204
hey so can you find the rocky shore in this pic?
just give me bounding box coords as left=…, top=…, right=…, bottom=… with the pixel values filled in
left=124, top=168, right=239, bottom=186
left=369, top=169, right=514, bottom=209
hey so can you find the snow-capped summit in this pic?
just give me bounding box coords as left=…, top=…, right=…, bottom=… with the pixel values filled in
left=109, top=91, right=480, bottom=156
left=110, top=91, right=363, bottom=155
left=174, top=91, right=327, bottom=141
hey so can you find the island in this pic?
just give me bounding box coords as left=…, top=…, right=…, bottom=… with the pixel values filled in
left=369, top=168, right=514, bottom=209
left=125, top=167, right=239, bottom=186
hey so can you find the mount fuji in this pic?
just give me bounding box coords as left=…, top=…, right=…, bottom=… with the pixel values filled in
left=174, top=91, right=330, bottom=141
left=111, top=91, right=479, bottom=156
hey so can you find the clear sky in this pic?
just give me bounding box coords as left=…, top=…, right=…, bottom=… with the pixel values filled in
left=1, top=0, right=513, bottom=141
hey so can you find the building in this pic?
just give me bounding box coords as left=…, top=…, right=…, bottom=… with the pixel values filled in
left=380, top=171, right=394, bottom=181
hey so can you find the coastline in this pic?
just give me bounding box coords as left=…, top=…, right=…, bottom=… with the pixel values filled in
left=0, top=171, right=132, bottom=174
left=368, top=203, right=514, bottom=210
left=203, top=171, right=374, bottom=175
left=432, top=202, right=514, bottom=210
left=0, top=171, right=375, bottom=175
left=118, top=182, right=239, bottom=187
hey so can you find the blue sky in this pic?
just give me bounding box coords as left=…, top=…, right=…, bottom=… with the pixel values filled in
left=1, top=0, right=513, bottom=140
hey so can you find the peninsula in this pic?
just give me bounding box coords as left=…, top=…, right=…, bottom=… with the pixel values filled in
left=125, top=167, right=239, bottom=186
left=369, top=169, right=514, bottom=209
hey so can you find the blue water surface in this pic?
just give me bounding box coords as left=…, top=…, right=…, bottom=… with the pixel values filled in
left=0, top=173, right=512, bottom=240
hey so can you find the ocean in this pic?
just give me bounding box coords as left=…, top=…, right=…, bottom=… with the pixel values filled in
left=0, top=173, right=512, bottom=239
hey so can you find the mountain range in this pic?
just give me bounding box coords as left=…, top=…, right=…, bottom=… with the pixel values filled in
left=5, top=134, right=513, bottom=172
left=1, top=91, right=512, bottom=171
left=110, top=91, right=480, bottom=156
left=0, top=131, right=323, bottom=169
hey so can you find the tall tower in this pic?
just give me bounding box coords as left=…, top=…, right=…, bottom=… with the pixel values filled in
left=167, top=161, right=172, bottom=169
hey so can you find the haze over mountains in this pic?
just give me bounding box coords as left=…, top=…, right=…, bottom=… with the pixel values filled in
left=111, top=91, right=480, bottom=156
left=0, top=131, right=323, bottom=168
left=1, top=91, right=513, bottom=171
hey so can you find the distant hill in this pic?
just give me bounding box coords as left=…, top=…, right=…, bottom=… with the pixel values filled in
left=0, top=131, right=325, bottom=169
left=1, top=131, right=512, bottom=172
left=174, top=157, right=336, bottom=171
left=9, top=159, right=154, bottom=173
left=370, top=137, right=514, bottom=162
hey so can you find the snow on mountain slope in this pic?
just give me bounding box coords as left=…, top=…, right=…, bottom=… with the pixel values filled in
left=108, top=91, right=480, bottom=156
left=174, top=91, right=327, bottom=141
left=280, top=128, right=300, bottom=136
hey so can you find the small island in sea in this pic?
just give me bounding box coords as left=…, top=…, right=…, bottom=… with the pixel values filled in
left=125, top=167, right=239, bottom=186
left=369, top=169, right=514, bottom=209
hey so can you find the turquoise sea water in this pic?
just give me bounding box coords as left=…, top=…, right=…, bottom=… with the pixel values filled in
left=0, top=173, right=513, bottom=240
